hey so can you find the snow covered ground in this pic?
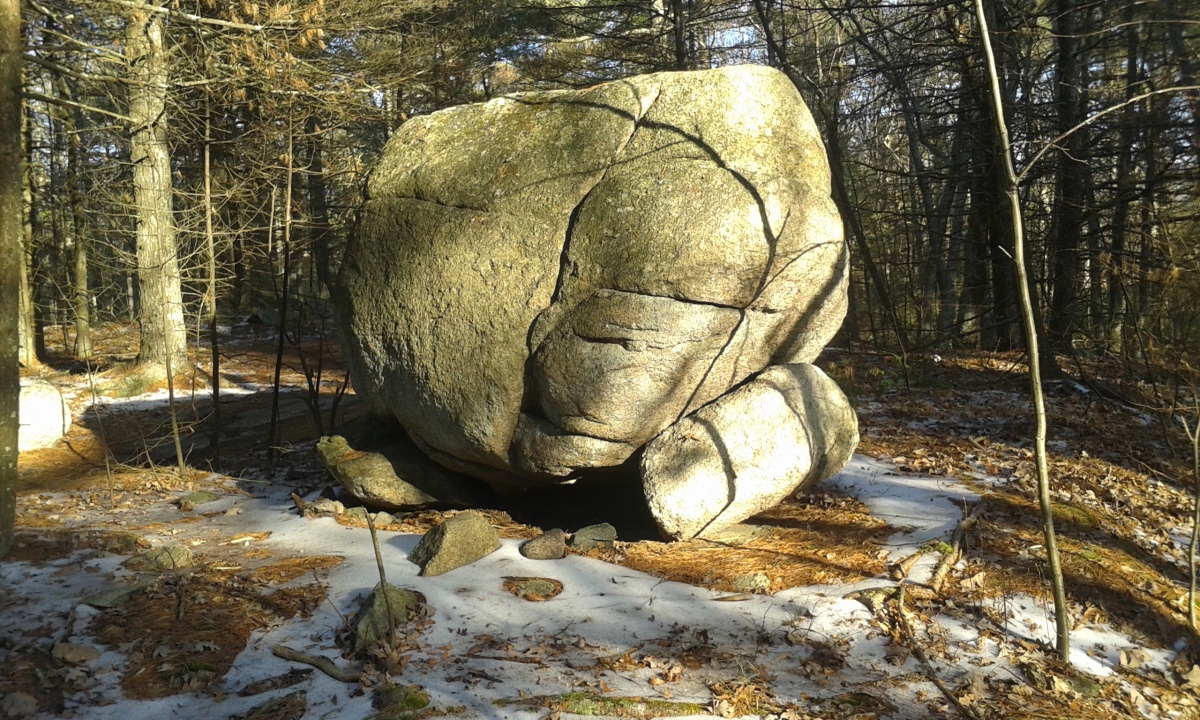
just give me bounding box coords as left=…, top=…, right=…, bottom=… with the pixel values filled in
left=0, top=454, right=1184, bottom=719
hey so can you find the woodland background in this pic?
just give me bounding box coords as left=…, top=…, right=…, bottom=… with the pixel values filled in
left=1, top=0, right=1200, bottom=554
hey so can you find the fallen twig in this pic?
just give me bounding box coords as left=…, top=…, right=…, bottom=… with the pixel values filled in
left=931, top=502, right=986, bottom=593
left=894, top=587, right=984, bottom=720
left=272, top=644, right=360, bottom=683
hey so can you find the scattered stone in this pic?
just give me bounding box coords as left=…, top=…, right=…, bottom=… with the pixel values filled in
left=732, top=572, right=771, bottom=594
left=642, top=363, right=859, bottom=539
left=317, top=435, right=438, bottom=510
left=0, top=692, right=37, bottom=718
left=520, top=529, right=567, bottom=560
left=343, top=506, right=369, bottom=521
left=353, top=583, right=419, bottom=654
left=18, top=378, right=71, bottom=452
left=123, top=545, right=194, bottom=571
left=52, top=642, right=102, bottom=664
left=370, top=511, right=398, bottom=526
left=178, top=491, right=221, bottom=510
left=97, top=532, right=143, bottom=554
left=569, top=523, right=617, bottom=552
left=408, top=511, right=499, bottom=576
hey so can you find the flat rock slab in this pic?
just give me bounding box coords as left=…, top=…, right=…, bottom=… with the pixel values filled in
left=408, top=511, right=500, bottom=576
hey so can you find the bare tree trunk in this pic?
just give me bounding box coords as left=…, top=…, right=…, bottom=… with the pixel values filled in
left=1, top=0, right=21, bottom=559
left=52, top=74, right=91, bottom=359
left=125, top=3, right=187, bottom=374
left=204, top=108, right=220, bottom=458
left=976, top=0, right=1070, bottom=662
left=18, top=92, right=41, bottom=368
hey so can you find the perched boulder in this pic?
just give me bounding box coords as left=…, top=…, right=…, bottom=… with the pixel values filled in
left=18, top=378, right=71, bottom=452
left=339, top=64, right=858, bottom=535
left=642, top=363, right=858, bottom=540
left=519, top=529, right=567, bottom=560
left=408, top=511, right=500, bottom=576
left=340, top=64, right=848, bottom=491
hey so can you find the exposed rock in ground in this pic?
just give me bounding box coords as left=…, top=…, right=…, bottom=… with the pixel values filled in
left=123, top=545, right=194, bottom=571
left=52, top=642, right=102, bottom=664
left=0, top=692, right=38, bottom=718
left=352, top=583, right=419, bottom=654
left=408, top=511, right=500, bottom=576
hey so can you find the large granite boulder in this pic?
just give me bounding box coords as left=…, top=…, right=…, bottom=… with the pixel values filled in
left=339, top=65, right=855, bottom=538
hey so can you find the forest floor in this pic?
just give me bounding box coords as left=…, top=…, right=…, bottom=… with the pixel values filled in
left=4, top=321, right=1200, bottom=719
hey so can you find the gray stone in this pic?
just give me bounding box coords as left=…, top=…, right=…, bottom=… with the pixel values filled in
left=371, top=511, right=398, bottom=526
left=52, top=642, right=101, bottom=664
left=408, top=511, right=500, bottom=576
left=83, top=583, right=145, bottom=609
left=519, top=529, right=566, bottom=560
left=353, top=583, right=419, bottom=654
left=642, top=363, right=858, bottom=540
left=569, top=523, right=618, bottom=552
left=0, top=692, right=37, bottom=718
left=339, top=65, right=848, bottom=494
left=18, top=378, right=71, bottom=452
left=123, top=545, right=194, bottom=571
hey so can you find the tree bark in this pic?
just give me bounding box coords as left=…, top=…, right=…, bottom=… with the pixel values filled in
left=1046, top=0, right=1088, bottom=355
left=52, top=72, right=91, bottom=359
left=18, top=91, right=41, bottom=368
left=125, top=3, right=187, bottom=373
left=1, top=0, right=21, bottom=559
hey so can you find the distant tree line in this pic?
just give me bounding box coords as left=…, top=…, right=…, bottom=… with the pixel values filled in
left=9, top=0, right=1199, bottom=376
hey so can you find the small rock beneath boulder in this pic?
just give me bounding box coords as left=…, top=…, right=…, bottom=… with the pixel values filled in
left=317, top=435, right=438, bottom=510
left=569, top=523, right=617, bottom=552
left=123, top=545, right=193, bottom=571
left=408, top=511, right=499, bottom=576
left=353, top=583, right=419, bottom=654
left=52, top=642, right=102, bottom=664
left=343, top=506, right=369, bottom=521
left=1, top=691, right=38, bottom=718
left=304, top=498, right=344, bottom=516
left=370, top=511, right=398, bottom=526
left=520, top=529, right=567, bottom=560
left=733, top=572, right=771, bottom=594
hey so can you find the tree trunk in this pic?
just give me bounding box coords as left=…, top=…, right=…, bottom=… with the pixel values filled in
left=53, top=73, right=91, bottom=359
left=1046, top=0, right=1088, bottom=355
left=1, top=0, right=21, bottom=559
left=125, top=4, right=187, bottom=374
left=19, top=91, right=40, bottom=368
